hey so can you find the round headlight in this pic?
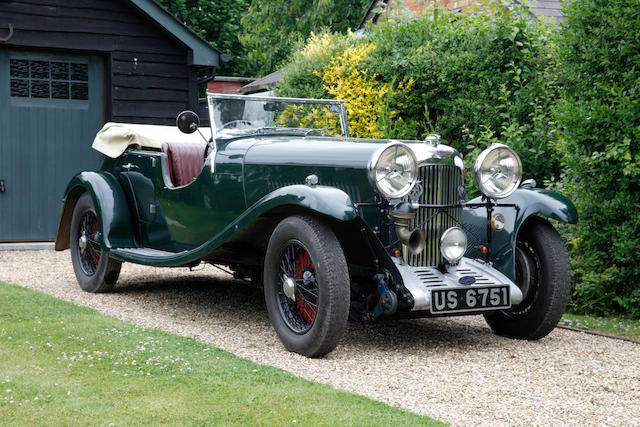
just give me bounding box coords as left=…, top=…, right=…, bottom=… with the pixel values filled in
left=369, top=143, right=418, bottom=199
left=440, top=227, right=467, bottom=264
left=474, top=144, right=522, bottom=199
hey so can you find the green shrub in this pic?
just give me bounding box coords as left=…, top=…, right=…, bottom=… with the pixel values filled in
left=238, top=0, right=370, bottom=76
left=278, top=3, right=561, bottom=184
left=156, top=0, right=249, bottom=75
left=554, top=0, right=640, bottom=318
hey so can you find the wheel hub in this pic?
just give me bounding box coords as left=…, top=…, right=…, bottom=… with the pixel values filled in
left=515, top=246, right=533, bottom=299
left=78, top=234, right=88, bottom=252
left=282, top=275, right=296, bottom=301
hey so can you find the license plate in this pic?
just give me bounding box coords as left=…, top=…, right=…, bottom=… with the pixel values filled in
left=430, top=285, right=510, bottom=314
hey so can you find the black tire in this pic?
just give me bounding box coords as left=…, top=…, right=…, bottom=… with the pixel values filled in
left=263, top=215, right=350, bottom=357
left=484, top=217, right=570, bottom=340
left=70, top=193, right=122, bottom=293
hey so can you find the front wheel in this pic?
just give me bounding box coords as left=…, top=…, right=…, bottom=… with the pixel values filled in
left=484, top=217, right=571, bottom=340
left=263, top=215, right=350, bottom=357
left=70, top=193, right=122, bottom=293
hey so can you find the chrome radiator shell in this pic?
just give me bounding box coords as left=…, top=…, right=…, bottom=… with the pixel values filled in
left=405, top=164, right=463, bottom=267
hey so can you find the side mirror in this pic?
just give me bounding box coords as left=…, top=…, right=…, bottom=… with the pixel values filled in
left=176, top=110, right=200, bottom=134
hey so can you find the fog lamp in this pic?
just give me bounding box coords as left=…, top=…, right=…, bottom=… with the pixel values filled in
left=440, top=227, right=467, bottom=264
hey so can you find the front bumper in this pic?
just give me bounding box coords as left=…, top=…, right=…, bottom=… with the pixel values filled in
left=393, top=257, right=523, bottom=312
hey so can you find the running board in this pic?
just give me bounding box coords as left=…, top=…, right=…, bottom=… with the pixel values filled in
left=110, top=247, right=193, bottom=266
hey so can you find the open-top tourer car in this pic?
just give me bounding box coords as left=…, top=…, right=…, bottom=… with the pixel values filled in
left=55, top=93, right=577, bottom=357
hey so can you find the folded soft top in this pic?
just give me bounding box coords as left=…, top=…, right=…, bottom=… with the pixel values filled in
left=92, top=122, right=211, bottom=158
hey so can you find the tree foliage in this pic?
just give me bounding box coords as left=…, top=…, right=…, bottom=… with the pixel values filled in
left=156, top=0, right=369, bottom=76
left=239, top=0, right=371, bottom=76
left=155, top=0, right=249, bottom=75
left=279, top=4, right=560, bottom=184
left=554, top=0, right=640, bottom=318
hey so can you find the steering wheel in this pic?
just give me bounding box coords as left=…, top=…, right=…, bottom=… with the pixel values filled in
left=220, top=120, right=254, bottom=130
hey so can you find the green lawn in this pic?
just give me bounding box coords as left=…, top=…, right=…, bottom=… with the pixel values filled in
left=0, top=281, right=443, bottom=426
left=561, top=313, right=640, bottom=341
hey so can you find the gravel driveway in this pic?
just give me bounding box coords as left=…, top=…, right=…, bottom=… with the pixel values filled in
left=1, top=250, right=639, bottom=426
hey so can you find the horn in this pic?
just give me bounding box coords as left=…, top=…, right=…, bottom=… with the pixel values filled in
left=392, top=202, right=424, bottom=255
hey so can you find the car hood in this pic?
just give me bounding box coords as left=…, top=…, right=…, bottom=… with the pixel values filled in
left=236, top=136, right=462, bottom=169
left=234, top=135, right=463, bottom=210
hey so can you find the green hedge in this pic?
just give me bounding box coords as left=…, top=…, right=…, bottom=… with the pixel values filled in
left=279, top=1, right=640, bottom=319
left=278, top=4, right=561, bottom=183
left=554, top=0, right=640, bottom=318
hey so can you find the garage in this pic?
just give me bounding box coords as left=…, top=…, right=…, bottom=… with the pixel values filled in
left=0, top=0, right=223, bottom=241
left=0, top=50, right=104, bottom=240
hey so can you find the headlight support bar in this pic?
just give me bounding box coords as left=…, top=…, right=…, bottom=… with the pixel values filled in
left=465, top=198, right=520, bottom=263
left=354, top=198, right=521, bottom=264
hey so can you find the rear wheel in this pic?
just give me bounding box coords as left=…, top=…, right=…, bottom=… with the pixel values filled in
left=70, top=193, right=122, bottom=292
left=484, top=217, right=570, bottom=340
left=263, top=215, right=350, bottom=357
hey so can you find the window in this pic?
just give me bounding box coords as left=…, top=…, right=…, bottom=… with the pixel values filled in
left=10, top=59, right=88, bottom=100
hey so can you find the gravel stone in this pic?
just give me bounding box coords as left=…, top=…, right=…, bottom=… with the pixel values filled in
left=1, top=250, right=639, bottom=426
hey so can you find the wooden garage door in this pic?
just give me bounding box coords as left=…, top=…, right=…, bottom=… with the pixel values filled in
left=0, top=50, right=104, bottom=241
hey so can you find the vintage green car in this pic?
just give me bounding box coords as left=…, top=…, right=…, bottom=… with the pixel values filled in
left=55, top=93, right=577, bottom=357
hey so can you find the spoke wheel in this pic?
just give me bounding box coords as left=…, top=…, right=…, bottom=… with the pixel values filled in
left=70, top=193, right=122, bottom=293
left=276, top=240, right=319, bottom=334
left=77, top=210, right=102, bottom=276
left=484, top=217, right=570, bottom=340
left=509, top=244, right=539, bottom=315
left=264, top=215, right=350, bottom=357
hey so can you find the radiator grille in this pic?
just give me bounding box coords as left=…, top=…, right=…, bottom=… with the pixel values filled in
left=405, top=165, right=463, bottom=267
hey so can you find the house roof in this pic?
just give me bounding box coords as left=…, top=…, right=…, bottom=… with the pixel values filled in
left=238, top=70, right=284, bottom=94
left=357, top=0, right=387, bottom=30
left=357, top=0, right=565, bottom=29
left=521, top=0, right=565, bottom=22
left=128, top=0, right=223, bottom=67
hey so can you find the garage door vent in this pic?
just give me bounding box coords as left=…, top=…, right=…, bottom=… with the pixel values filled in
left=10, top=59, right=88, bottom=100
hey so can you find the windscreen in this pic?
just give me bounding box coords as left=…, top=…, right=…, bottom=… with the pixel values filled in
left=207, top=94, right=347, bottom=138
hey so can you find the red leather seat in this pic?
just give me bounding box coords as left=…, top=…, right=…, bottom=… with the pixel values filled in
left=161, top=142, right=206, bottom=187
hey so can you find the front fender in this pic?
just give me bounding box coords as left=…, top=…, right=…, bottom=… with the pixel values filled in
left=463, top=188, right=577, bottom=281
left=253, top=184, right=358, bottom=221
left=54, top=171, right=135, bottom=251
left=109, top=184, right=359, bottom=267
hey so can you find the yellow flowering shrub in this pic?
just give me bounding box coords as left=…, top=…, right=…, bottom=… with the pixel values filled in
left=278, top=31, right=415, bottom=139
left=275, top=104, right=342, bottom=136
left=318, top=43, right=387, bottom=138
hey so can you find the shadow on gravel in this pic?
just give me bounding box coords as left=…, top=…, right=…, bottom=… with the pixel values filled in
left=112, top=272, right=501, bottom=353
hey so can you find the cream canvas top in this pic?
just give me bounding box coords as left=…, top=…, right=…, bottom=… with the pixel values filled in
left=92, top=122, right=211, bottom=158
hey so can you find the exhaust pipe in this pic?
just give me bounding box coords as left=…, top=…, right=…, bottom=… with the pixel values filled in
left=392, top=202, right=425, bottom=256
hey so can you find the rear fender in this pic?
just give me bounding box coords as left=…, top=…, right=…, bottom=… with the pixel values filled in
left=463, top=188, right=578, bottom=281
left=54, top=171, right=135, bottom=251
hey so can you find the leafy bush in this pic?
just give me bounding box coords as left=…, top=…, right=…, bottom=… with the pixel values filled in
left=554, top=0, right=640, bottom=318
left=156, top=0, right=249, bottom=75
left=278, top=1, right=640, bottom=318
left=278, top=3, right=561, bottom=183
left=157, top=0, right=369, bottom=76
left=238, top=0, right=371, bottom=76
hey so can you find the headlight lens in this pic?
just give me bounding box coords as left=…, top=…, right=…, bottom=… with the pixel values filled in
left=440, top=227, right=467, bottom=264
left=474, top=144, right=522, bottom=199
left=369, top=143, right=418, bottom=199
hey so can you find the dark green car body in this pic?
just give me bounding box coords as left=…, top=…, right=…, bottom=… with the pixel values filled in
left=55, top=94, right=577, bottom=355
left=55, top=132, right=576, bottom=278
